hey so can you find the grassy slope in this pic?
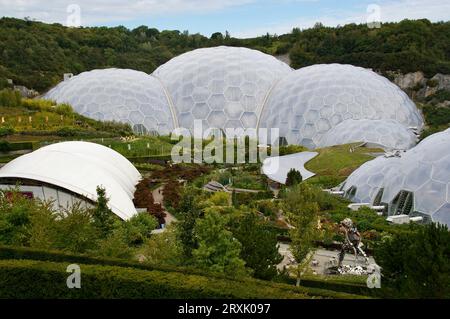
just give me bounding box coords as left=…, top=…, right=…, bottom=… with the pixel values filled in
left=306, top=144, right=382, bottom=182
left=0, top=106, right=78, bottom=130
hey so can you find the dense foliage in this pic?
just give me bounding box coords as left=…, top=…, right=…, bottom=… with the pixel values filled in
left=374, top=223, right=450, bottom=298
left=0, top=188, right=157, bottom=258
left=1, top=18, right=449, bottom=92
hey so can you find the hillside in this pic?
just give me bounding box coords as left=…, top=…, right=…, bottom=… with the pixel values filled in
left=0, top=17, right=449, bottom=92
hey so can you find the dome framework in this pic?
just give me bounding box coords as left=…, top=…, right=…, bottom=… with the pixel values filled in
left=341, top=129, right=450, bottom=227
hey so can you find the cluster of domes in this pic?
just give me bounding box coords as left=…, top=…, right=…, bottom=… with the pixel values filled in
left=341, top=128, right=450, bottom=227
left=44, top=46, right=423, bottom=150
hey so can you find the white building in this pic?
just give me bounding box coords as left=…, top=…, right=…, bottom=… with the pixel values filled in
left=0, top=141, right=141, bottom=220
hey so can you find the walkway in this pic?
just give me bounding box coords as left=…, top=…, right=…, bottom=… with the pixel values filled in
left=152, top=184, right=177, bottom=226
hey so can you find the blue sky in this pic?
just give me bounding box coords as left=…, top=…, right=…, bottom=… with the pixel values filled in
left=1, top=0, right=450, bottom=37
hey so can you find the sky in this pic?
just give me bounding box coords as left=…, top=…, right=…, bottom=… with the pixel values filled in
left=1, top=0, right=450, bottom=38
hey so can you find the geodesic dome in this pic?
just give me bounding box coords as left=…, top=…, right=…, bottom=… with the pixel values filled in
left=259, top=64, right=424, bottom=149
left=341, top=129, right=450, bottom=227
left=153, top=46, right=292, bottom=134
left=44, top=68, right=175, bottom=135
left=318, top=119, right=417, bottom=150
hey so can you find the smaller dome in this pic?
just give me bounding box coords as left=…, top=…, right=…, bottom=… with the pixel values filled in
left=342, top=128, right=450, bottom=227
left=44, top=69, right=175, bottom=135
left=318, top=119, right=417, bottom=150
left=259, top=64, right=424, bottom=148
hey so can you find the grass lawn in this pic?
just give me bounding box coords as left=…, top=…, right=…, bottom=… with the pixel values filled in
left=305, top=143, right=382, bottom=187
left=93, top=136, right=174, bottom=158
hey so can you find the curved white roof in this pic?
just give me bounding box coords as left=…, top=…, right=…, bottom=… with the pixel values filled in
left=259, top=64, right=424, bottom=149
left=153, top=46, right=293, bottom=133
left=318, top=119, right=417, bottom=150
left=342, top=129, right=450, bottom=227
left=44, top=68, right=175, bottom=135
left=262, top=151, right=318, bottom=184
left=0, top=142, right=141, bottom=220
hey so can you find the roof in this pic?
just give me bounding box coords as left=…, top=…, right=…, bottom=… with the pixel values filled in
left=0, top=141, right=141, bottom=220
left=262, top=151, right=318, bottom=184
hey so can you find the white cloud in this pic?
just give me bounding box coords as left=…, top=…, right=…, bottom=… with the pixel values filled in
left=234, top=0, right=450, bottom=38
left=0, top=0, right=256, bottom=25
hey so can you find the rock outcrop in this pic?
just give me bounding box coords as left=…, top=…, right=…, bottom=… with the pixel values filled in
left=394, top=71, right=426, bottom=90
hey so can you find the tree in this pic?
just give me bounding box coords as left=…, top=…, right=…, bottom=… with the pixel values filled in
left=92, top=186, right=115, bottom=238
left=283, top=183, right=320, bottom=286
left=141, top=224, right=183, bottom=266
left=375, top=223, right=450, bottom=298
left=133, top=178, right=166, bottom=226
left=192, top=211, right=247, bottom=277
left=121, top=212, right=158, bottom=246
left=176, top=187, right=202, bottom=260
left=230, top=213, right=282, bottom=280
left=286, top=168, right=303, bottom=186
left=54, top=203, right=98, bottom=253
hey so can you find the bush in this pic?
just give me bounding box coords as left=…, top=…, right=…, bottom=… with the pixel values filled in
left=0, top=126, right=14, bottom=137
left=0, top=140, right=11, bottom=152
left=0, top=89, right=21, bottom=107
left=422, top=104, right=450, bottom=126
left=374, top=223, right=450, bottom=298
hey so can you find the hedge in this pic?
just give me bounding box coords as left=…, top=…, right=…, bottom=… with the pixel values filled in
left=295, top=275, right=374, bottom=297
left=0, top=259, right=369, bottom=299
left=0, top=246, right=367, bottom=299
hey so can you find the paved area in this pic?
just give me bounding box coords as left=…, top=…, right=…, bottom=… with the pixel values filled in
left=277, top=243, right=376, bottom=275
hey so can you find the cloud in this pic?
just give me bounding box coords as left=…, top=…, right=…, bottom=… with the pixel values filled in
left=234, top=0, right=450, bottom=38
left=0, top=0, right=256, bottom=25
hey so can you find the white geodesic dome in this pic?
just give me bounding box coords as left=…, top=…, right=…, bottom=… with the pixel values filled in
left=318, top=119, right=418, bottom=150
left=44, top=68, right=175, bottom=135
left=341, top=129, right=450, bottom=227
left=153, top=46, right=292, bottom=134
left=259, top=64, right=424, bottom=149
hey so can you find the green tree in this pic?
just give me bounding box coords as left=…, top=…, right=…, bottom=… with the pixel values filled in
left=284, top=183, right=320, bottom=286
left=375, top=223, right=450, bottom=298
left=54, top=203, right=98, bottom=254
left=140, top=224, right=183, bottom=266
left=192, top=211, right=247, bottom=277
left=121, top=212, right=158, bottom=246
left=176, top=188, right=201, bottom=260
left=286, top=168, right=303, bottom=187
left=231, top=213, right=282, bottom=280
left=94, top=228, right=133, bottom=259
left=92, top=186, right=116, bottom=238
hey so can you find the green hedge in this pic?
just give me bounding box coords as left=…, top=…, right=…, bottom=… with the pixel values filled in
left=297, top=275, right=374, bottom=297
left=0, top=259, right=369, bottom=299
left=0, top=246, right=367, bottom=299
left=0, top=141, right=33, bottom=152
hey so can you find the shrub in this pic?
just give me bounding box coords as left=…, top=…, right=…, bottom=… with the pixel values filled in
left=0, top=140, right=11, bottom=151
left=0, top=89, right=21, bottom=107
left=374, top=223, right=450, bottom=298
left=0, top=126, right=14, bottom=137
